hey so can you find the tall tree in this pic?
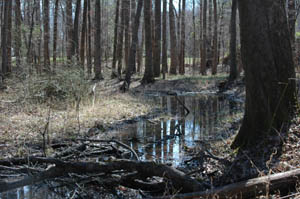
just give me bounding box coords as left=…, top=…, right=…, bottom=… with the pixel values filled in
left=80, top=0, right=88, bottom=66
left=169, top=0, right=179, bottom=75
left=15, top=0, right=22, bottom=69
left=117, top=1, right=125, bottom=75
left=43, top=0, right=51, bottom=71
left=124, top=0, right=130, bottom=72
left=231, top=0, right=296, bottom=149
left=123, top=0, right=143, bottom=90
left=87, top=0, right=92, bottom=75
left=72, top=0, right=81, bottom=58
left=288, top=0, right=296, bottom=64
left=228, top=0, right=237, bottom=81
left=162, top=0, right=168, bottom=79
left=94, top=0, right=102, bottom=80
left=6, top=0, right=12, bottom=74
left=53, top=0, right=60, bottom=68
left=1, top=0, right=9, bottom=76
left=211, top=0, right=218, bottom=75
left=200, top=0, right=207, bottom=75
left=192, top=0, right=196, bottom=70
left=112, top=0, right=120, bottom=77
left=179, top=0, right=186, bottom=75
left=66, top=0, right=73, bottom=61
left=141, top=0, right=154, bottom=84
left=153, top=0, right=161, bottom=77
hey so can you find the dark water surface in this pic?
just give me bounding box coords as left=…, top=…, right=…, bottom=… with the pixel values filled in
left=0, top=94, right=244, bottom=199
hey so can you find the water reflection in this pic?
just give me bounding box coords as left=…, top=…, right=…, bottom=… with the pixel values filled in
left=119, top=95, right=243, bottom=166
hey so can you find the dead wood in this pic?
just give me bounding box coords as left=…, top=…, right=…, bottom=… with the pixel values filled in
left=147, top=168, right=300, bottom=199
left=0, top=157, right=202, bottom=193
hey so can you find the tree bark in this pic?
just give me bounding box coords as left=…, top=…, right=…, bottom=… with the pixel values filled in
left=228, top=0, right=237, bottom=81
left=162, top=0, right=168, bottom=79
left=53, top=0, right=60, bottom=68
left=80, top=0, right=88, bottom=66
left=153, top=0, right=161, bottom=77
left=179, top=0, right=186, bottom=75
left=122, top=0, right=143, bottom=90
left=192, top=0, right=196, bottom=70
left=87, top=0, right=92, bottom=75
left=141, top=0, right=155, bottom=84
left=111, top=0, right=120, bottom=77
left=211, top=0, right=218, bottom=75
left=200, top=0, right=207, bottom=75
left=15, top=0, right=22, bottom=69
left=43, top=0, right=51, bottom=71
left=124, top=0, right=131, bottom=72
left=288, top=0, right=296, bottom=65
left=231, top=0, right=296, bottom=149
left=94, top=0, right=102, bottom=80
left=169, top=0, right=179, bottom=75
left=117, top=1, right=125, bottom=76
left=1, top=0, right=9, bottom=76
left=66, top=0, right=73, bottom=62
left=72, top=0, right=81, bottom=59
left=6, top=0, right=12, bottom=74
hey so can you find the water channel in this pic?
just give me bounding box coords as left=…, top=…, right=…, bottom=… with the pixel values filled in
left=0, top=94, right=244, bottom=199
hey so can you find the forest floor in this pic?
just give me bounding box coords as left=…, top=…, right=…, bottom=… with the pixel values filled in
left=0, top=65, right=300, bottom=198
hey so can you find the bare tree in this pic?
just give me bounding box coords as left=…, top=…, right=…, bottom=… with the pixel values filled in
left=15, top=0, right=22, bottom=69
left=169, top=0, right=179, bottom=75
left=162, top=0, right=168, bottom=79
left=43, top=0, right=51, bottom=71
left=53, top=0, right=60, bottom=68
left=153, top=0, right=161, bottom=77
left=94, top=0, right=103, bottom=80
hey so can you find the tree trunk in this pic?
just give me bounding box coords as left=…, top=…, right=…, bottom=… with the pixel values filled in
left=200, top=0, right=207, bottom=75
left=123, top=0, right=143, bottom=90
left=87, top=0, right=92, bottom=76
left=179, top=0, right=186, bottom=75
left=117, top=1, right=125, bottom=76
left=43, top=0, right=51, bottom=71
left=53, top=0, right=60, bottom=68
left=72, top=0, right=81, bottom=59
left=124, top=0, right=130, bottom=73
left=141, top=0, right=154, bottom=84
left=94, top=0, right=102, bottom=80
left=111, top=0, right=120, bottom=77
left=169, top=0, right=178, bottom=75
left=288, top=0, right=296, bottom=65
left=192, top=0, right=196, bottom=70
left=162, top=0, right=168, bottom=79
left=66, top=0, right=73, bottom=61
left=15, top=0, right=22, bottom=69
left=228, top=0, right=237, bottom=81
left=137, top=22, right=144, bottom=74
left=153, top=0, right=161, bottom=77
left=5, top=0, right=12, bottom=74
left=1, top=0, right=9, bottom=76
left=211, top=0, right=218, bottom=75
left=80, top=0, right=88, bottom=66
left=231, top=0, right=296, bottom=149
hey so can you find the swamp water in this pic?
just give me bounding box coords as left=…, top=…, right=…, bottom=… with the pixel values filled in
left=0, top=94, right=244, bottom=199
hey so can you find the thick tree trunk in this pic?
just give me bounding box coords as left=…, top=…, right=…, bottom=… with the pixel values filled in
left=192, top=0, right=196, bottom=70
left=162, top=0, right=168, bottom=79
left=228, top=0, right=237, bottom=81
left=53, top=0, right=59, bottom=68
left=124, top=0, right=130, bottom=72
left=137, top=22, right=144, bottom=74
left=87, top=0, right=92, bottom=76
left=94, top=0, right=102, bottom=80
left=122, top=0, right=143, bottom=90
left=231, top=0, right=296, bottom=149
left=141, top=0, right=154, bottom=84
left=15, top=0, right=22, bottom=69
left=200, top=0, right=207, bottom=75
left=117, top=1, right=125, bottom=76
left=66, top=0, right=73, bottom=62
left=80, top=0, right=88, bottom=66
left=169, top=0, right=178, bottom=75
left=288, top=0, right=296, bottom=65
left=43, top=0, right=51, bottom=71
left=179, top=0, right=186, bottom=75
left=1, top=0, right=9, bottom=76
left=211, top=0, right=218, bottom=75
left=111, top=0, right=120, bottom=77
left=6, top=0, right=12, bottom=74
left=72, top=0, right=81, bottom=59
left=153, top=0, right=161, bottom=77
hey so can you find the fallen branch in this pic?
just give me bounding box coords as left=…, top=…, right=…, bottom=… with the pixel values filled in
left=0, top=157, right=202, bottom=193
left=148, top=168, right=300, bottom=199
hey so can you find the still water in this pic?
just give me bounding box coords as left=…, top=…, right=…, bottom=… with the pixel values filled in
left=0, top=94, right=244, bottom=199
left=117, top=94, right=243, bottom=166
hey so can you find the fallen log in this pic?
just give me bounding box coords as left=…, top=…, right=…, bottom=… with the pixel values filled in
left=0, top=157, right=202, bottom=193
left=148, top=168, right=300, bottom=199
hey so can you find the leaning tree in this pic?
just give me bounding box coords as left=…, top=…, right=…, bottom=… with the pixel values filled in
left=231, top=1, right=296, bottom=149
